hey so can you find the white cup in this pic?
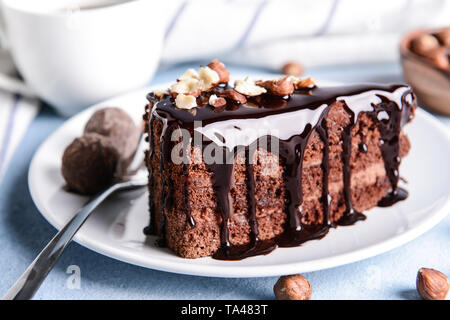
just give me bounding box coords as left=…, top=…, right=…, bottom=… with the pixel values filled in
left=1, top=0, right=166, bottom=116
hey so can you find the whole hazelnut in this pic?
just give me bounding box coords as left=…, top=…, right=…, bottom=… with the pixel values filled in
left=416, top=268, right=449, bottom=300
left=273, top=274, right=312, bottom=300
left=435, top=27, right=450, bottom=46
left=282, top=61, right=304, bottom=77
left=429, top=47, right=450, bottom=70
left=410, top=34, right=440, bottom=57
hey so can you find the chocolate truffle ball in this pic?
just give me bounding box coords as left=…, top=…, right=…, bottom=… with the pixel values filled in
left=62, top=133, right=120, bottom=195
left=84, top=107, right=141, bottom=167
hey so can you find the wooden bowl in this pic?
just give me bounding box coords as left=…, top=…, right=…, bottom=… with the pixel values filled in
left=400, top=28, right=450, bottom=116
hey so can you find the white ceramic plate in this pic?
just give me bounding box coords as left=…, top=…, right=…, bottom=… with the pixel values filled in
left=28, top=81, right=450, bottom=278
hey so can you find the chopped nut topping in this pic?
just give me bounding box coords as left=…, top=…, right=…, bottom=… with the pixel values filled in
left=257, top=76, right=294, bottom=96
left=207, top=59, right=230, bottom=83
left=234, top=77, right=267, bottom=96
left=178, top=68, right=200, bottom=81
left=166, top=61, right=318, bottom=111
left=220, top=89, right=247, bottom=104
left=289, top=76, right=316, bottom=89
left=170, top=78, right=202, bottom=97
left=175, top=94, right=197, bottom=110
left=209, top=94, right=227, bottom=108
left=198, top=66, right=220, bottom=91
left=170, top=61, right=224, bottom=102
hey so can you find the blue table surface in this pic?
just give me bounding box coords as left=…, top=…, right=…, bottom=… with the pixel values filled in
left=0, top=62, right=449, bottom=300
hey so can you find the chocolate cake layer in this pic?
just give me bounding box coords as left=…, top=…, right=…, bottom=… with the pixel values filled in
left=144, top=77, right=416, bottom=259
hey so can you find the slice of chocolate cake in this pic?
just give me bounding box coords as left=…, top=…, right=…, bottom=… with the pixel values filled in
left=143, top=60, right=417, bottom=260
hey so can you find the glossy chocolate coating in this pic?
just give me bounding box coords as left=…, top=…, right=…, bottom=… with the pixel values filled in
left=146, top=83, right=415, bottom=260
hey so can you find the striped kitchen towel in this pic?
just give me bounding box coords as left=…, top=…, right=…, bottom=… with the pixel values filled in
left=161, top=0, right=450, bottom=70
left=0, top=94, right=39, bottom=182
left=0, top=51, right=40, bottom=183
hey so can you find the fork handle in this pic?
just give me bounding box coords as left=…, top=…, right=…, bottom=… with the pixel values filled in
left=2, top=184, right=120, bottom=300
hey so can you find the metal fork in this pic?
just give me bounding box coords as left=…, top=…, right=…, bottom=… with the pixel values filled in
left=2, top=150, right=147, bottom=300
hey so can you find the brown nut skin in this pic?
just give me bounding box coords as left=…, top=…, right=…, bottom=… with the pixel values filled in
left=62, top=133, right=119, bottom=195
left=282, top=61, right=304, bottom=76
left=219, top=89, right=247, bottom=104
left=274, top=274, right=312, bottom=300
left=410, top=34, right=440, bottom=57
left=84, top=107, right=142, bottom=173
left=169, top=88, right=202, bottom=99
left=258, top=77, right=294, bottom=96
left=416, top=268, right=449, bottom=300
left=210, top=96, right=227, bottom=108
left=207, top=59, right=230, bottom=83
left=293, top=77, right=317, bottom=90
left=429, top=47, right=450, bottom=70
left=435, top=28, right=450, bottom=46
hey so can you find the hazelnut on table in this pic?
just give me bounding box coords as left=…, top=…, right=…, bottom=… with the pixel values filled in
left=416, top=268, right=449, bottom=300
left=281, top=61, right=304, bottom=77
left=274, top=274, right=312, bottom=300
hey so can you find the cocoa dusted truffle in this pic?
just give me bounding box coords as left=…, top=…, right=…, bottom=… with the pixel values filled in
left=62, top=133, right=119, bottom=195
left=62, top=107, right=142, bottom=195
left=84, top=107, right=141, bottom=173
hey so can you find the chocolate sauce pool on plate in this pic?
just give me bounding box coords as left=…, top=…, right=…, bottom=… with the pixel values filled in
left=146, top=84, right=415, bottom=260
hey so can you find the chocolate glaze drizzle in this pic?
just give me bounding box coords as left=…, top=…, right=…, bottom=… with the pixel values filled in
left=339, top=105, right=367, bottom=226
left=145, top=84, right=416, bottom=259
left=143, top=116, right=155, bottom=236
left=371, top=93, right=413, bottom=207
left=317, top=119, right=332, bottom=227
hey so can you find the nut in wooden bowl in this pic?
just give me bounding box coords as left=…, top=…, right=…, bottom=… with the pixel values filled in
left=400, top=27, right=450, bottom=116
